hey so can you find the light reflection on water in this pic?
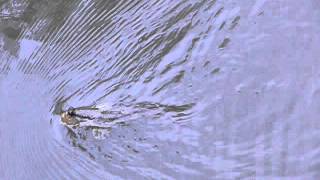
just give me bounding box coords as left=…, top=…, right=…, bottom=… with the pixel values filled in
left=0, top=0, right=320, bottom=179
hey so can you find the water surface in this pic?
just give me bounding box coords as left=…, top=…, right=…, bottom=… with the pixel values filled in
left=0, top=0, right=320, bottom=179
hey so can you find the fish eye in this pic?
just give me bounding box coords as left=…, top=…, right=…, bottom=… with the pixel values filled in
left=67, top=109, right=75, bottom=116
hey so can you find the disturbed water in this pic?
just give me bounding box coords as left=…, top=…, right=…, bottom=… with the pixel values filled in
left=0, top=0, right=320, bottom=179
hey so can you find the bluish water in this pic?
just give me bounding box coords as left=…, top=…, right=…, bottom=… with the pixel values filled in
left=0, top=0, right=320, bottom=179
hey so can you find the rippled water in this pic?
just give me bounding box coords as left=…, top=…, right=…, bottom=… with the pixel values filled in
left=0, top=0, right=320, bottom=179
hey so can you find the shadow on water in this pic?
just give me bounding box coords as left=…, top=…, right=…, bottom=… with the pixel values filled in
left=1, top=0, right=320, bottom=179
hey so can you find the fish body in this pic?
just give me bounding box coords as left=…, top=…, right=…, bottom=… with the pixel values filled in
left=60, top=107, right=125, bottom=128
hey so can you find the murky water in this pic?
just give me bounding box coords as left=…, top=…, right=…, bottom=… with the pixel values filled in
left=0, top=0, right=320, bottom=179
